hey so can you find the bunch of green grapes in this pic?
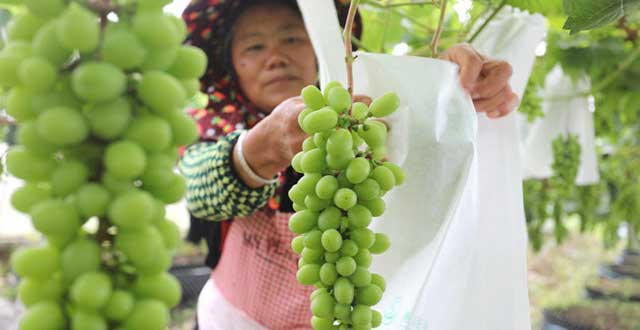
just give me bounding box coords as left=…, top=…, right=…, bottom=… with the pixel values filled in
left=2, top=1, right=203, bottom=329
left=290, top=82, right=405, bottom=330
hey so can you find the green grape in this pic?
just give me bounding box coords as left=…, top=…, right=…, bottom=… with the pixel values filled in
left=31, top=87, right=81, bottom=115
left=310, top=288, right=328, bottom=301
left=18, top=56, right=58, bottom=92
left=372, top=310, right=383, bottom=328
left=124, top=300, right=169, bottom=330
left=322, top=81, right=342, bottom=101
left=306, top=193, right=330, bottom=211
left=0, top=53, right=24, bottom=87
left=334, top=303, right=351, bottom=321
left=352, top=305, right=372, bottom=325
left=319, top=263, right=338, bottom=285
left=321, top=229, right=342, bottom=252
left=85, top=98, right=132, bottom=141
left=10, top=183, right=50, bottom=213
left=383, top=162, right=406, bottom=186
left=315, top=175, right=339, bottom=200
left=124, top=115, right=172, bottom=152
left=302, top=148, right=327, bottom=173
left=149, top=173, right=186, bottom=203
left=167, top=13, right=187, bottom=42
left=326, top=152, right=354, bottom=171
left=288, top=184, right=307, bottom=205
left=37, top=107, right=88, bottom=146
left=104, top=141, right=147, bottom=179
left=355, top=285, right=383, bottom=306
left=333, top=277, right=354, bottom=304
left=134, top=273, right=182, bottom=308
left=11, top=246, right=61, bottom=280
left=358, top=120, right=387, bottom=149
left=133, top=12, right=178, bottom=49
left=101, top=172, right=135, bottom=195
left=354, top=248, right=372, bottom=268
left=297, top=264, right=321, bottom=285
left=182, top=78, right=201, bottom=98
left=350, top=266, right=372, bottom=288
left=318, top=206, right=342, bottom=231
left=370, top=92, right=400, bottom=118
left=369, top=233, right=390, bottom=254
left=57, top=3, right=100, bottom=53
left=352, top=130, right=364, bottom=148
left=18, top=301, right=66, bottom=330
left=311, top=293, right=336, bottom=318
left=333, top=188, right=357, bottom=210
left=325, top=252, right=340, bottom=263
left=301, top=248, right=324, bottom=264
left=140, top=46, right=178, bottom=71
left=3, top=40, right=32, bottom=57
left=350, top=228, right=375, bottom=249
left=72, top=62, right=126, bottom=102
left=137, top=249, right=172, bottom=275
left=167, top=45, right=208, bottom=79
left=293, top=202, right=306, bottom=212
left=292, top=151, right=305, bottom=173
left=61, top=238, right=101, bottom=282
left=32, top=20, right=71, bottom=66
left=346, top=206, right=371, bottom=230
left=104, top=290, right=134, bottom=322
left=339, top=240, right=358, bottom=257
left=302, top=85, right=325, bottom=110
left=326, top=128, right=353, bottom=155
left=138, top=0, right=172, bottom=10
left=71, top=310, right=107, bottom=330
left=314, top=131, right=331, bottom=149
left=292, top=235, right=305, bottom=254
left=24, top=0, right=63, bottom=18
left=51, top=160, right=89, bottom=197
left=354, top=179, right=381, bottom=201
left=346, top=157, right=371, bottom=184
left=102, top=25, right=146, bottom=70
left=289, top=210, right=319, bottom=234
left=137, top=71, right=186, bottom=114
left=371, top=166, right=396, bottom=191
left=303, top=107, right=338, bottom=134
left=336, top=256, right=356, bottom=276
left=7, top=87, right=35, bottom=122
left=302, top=139, right=316, bottom=153
left=75, top=183, right=111, bottom=218
left=298, top=108, right=314, bottom=131
left=18, top=277, right=63, bottom=307
left=7, top=13, right=43, bottom=41
left=311, top=316, right=333, bottom=330
left=108, top=189, right=155, bottom=229
left=30, top=199, right=80, bottom=238
left=304, top=230, right=323, bottom=249
left=327, top=86, right=351, bottom=113
left=360, top=197, right=386, bottom=217
left=17, top=122, right=58, bottom=156
left=163, top=109, right=199, bottom=145
left=371, top=273, right=386, bottom=291
left=155, top=219, right=181, bottom=250
left=352, top=102, right=369, bottom=120
left=371, top=146, right=387, bottom=161
left=115, top=226, right=164, bottom=273
left=70, top=271, right=112, bottom=310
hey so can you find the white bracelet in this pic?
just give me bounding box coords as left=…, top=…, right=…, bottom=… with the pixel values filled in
left=236, top=131, right=280, bottom=185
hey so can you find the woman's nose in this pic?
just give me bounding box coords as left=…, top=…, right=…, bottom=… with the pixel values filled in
left=265, top=50, right=291, bottom=70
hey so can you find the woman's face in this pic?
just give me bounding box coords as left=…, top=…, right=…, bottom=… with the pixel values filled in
left=231, top=3, right=317, bottom=112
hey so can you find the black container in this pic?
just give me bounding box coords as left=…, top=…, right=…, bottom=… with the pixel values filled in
left=169, top=264, right=211, bottom=305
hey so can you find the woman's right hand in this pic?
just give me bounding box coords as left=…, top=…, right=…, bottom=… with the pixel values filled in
left=233, top=97, right=308, bottom=188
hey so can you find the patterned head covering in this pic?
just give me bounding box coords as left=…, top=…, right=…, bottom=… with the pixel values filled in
left=182, top=0, right=362, bottom=212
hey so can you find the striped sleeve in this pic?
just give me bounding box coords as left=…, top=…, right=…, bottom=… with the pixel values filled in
left=178, top=131, right=278, bottom=221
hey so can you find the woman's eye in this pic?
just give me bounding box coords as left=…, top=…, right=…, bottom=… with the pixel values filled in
left=246, top=44, right=264, bottom=52
left=285, top=36, right=302, bottom=44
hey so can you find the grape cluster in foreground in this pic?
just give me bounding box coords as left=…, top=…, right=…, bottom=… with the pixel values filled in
left=3, top=0, right=202, bottom=329
left=291, top=83, right=405, bottom=330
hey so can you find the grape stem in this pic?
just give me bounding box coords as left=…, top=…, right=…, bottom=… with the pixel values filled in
left=430, top=0, right=448, bottom=58
left=468, top=0, right=507, bottom=43
left=344, top=0, right=360, bottom=97
left=86, top=0, right=117, bottom=15
left=97, top=217, right=115, bottom=245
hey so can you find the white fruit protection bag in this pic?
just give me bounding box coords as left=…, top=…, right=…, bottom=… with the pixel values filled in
left=298, top=2, right=545, bottom=329
left=521, top=64, right=599, bottom=185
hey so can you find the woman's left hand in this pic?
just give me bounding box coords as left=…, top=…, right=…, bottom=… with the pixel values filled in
left=440, top=43, right=519, bottom=119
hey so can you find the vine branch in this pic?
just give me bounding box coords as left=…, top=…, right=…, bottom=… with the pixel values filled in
left=468, top=0, right=507, bottom=43
left=344, top=0, right=360, bottom=95
left=363, top=0, right=439, bottom=8
left=430, top=0, right=448, bottom=57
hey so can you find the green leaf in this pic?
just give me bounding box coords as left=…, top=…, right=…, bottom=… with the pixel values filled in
left=563, top=0, right=640, bottom=33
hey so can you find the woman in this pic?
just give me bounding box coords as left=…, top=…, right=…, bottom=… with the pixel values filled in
left=180, top=1, right=518, bottom=329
